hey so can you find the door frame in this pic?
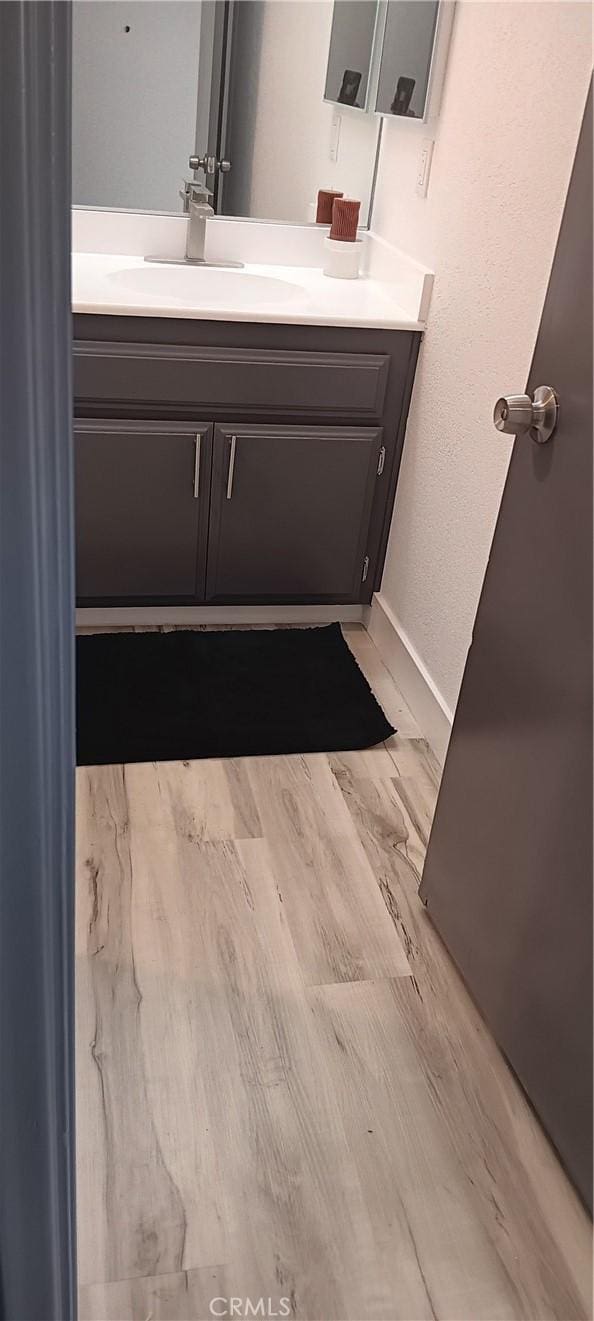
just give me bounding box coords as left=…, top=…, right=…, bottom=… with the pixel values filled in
left=0, top=3, right=77, bottom=1317
left=195, top=0, right=235, bottom=213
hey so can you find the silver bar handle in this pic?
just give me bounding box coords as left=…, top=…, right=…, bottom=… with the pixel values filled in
left=226, top=434, right=237, bottom=500
left=193, top=433, right=201, bottom=499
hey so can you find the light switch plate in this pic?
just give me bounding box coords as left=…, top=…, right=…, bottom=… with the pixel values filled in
left=416, top=138, right=434, bottom=197
left=329, top=112, right=341, bottom=163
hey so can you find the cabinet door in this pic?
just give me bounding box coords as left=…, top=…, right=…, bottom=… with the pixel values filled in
left=75, top=420, right=212, bottom=601
left=206, top=425, right=382, bottom=603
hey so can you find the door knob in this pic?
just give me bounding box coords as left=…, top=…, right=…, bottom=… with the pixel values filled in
left=189, top=154, right=231, bottom=176
left=493, top=385, right=559, bottom=444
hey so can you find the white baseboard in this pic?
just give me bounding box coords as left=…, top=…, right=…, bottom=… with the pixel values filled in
left=76, top=604, right=364, bottom=628
left=367, top=594, right=454, bottom=765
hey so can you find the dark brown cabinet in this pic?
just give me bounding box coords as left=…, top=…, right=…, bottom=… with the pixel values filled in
left=73, top=316, right=421, bottom=606
left=206, top=425, right=382, bottom=602
left=75, top=420, right=212, bottom=601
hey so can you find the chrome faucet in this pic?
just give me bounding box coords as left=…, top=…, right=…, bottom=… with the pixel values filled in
left=145, top=167, right=243, bottom=270
left=181, top=179, right=214, bottom=264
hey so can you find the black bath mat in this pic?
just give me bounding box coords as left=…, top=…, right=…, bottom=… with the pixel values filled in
left=76, top=624, right=395, bottom=766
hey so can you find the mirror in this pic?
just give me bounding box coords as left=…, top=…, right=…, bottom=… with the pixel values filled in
left=375, top=0, right=440, bottom=120
left=72, top=1, right=381, bottom=226
left=324, top=1, right=379, bottom=110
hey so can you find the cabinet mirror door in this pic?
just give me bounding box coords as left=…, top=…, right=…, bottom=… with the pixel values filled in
left=75, top=420, right=212, bottom=602
left=375, top=0, right=440, bottom=121
left=206, top=424, right=382, bottom=604
left=324, top=1, right=380, bottom=111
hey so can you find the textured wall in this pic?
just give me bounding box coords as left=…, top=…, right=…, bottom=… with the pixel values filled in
left=372, top=0, right=592, bottom=713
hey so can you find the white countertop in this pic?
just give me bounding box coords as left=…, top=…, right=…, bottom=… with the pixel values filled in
left=72, top=252, right=427, bottom=332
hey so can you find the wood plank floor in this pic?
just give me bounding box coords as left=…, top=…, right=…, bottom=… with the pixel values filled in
left=76, top=625, right=592, bottom=1321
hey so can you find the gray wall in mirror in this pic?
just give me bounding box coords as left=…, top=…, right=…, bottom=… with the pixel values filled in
left=72, top=0, right=381, bottom=226
left=72, top=2, right=203, bottom=211
left=375, top=0, right=439, bottom=119
left=324, top=1, right=378, bottom=110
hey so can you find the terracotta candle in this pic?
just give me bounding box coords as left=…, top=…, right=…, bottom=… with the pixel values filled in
left=315, top=189, right=343, bottom=224
left=329, top=197, right=361, bottom=242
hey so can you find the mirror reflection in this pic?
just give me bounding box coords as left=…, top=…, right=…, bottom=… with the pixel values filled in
left=375, top=0, right=439, bottom=120
left=72, top=0, right=382, bottom=225
left=324, top=1, right=379, bottom=110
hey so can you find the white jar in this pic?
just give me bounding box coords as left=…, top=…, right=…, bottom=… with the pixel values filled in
left=323, top=235, right=362, bottom=280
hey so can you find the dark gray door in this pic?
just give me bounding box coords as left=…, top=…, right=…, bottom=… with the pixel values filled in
left=1, top=3, right=77, bottom=1316
left=206, top=424, right=382, bottom=602
left=420, top=85, right=592, bottom=1208
left=75, top=420, right=212, bottom=601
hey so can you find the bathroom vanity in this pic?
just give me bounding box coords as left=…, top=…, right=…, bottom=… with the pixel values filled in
left=72, top=234, right=430, bottom=611
left=70, top=0, right=449, bottom=614
left=74, top=313, right=420, bottom=607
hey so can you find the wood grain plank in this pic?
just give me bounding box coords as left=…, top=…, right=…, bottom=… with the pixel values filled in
left=308, top=977, right=524, bottom=1321
left=79, top=1265, right=228, bottom=1321
left=383, top=734, right=442, bottom=794
left=329, top=762, right=592, bottom=1319
left=243, top=753, right=412, bottom=985
left=76, top=766, right=191, bottom=1285
left=327, top=745, right=400, bottom=779
left=343, top=627, right=420, bottom=738
left=148, top=756, right=262, bottom=842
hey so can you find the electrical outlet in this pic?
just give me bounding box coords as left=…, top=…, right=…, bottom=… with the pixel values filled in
left=416, top=138, right=434, bottom=197
left=329, top=112, right=341, bottom=163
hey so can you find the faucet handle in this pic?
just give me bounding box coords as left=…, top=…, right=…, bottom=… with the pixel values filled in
left=188, top=180, right=213, bottom=203
left=179, top=178, right=213, bottom=212
left=190, top=182, right=213, bottom=199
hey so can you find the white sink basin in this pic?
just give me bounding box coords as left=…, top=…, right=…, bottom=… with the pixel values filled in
left=107, top=263, right=304, bottom=309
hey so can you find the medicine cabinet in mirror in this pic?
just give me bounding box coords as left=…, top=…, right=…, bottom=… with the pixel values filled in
left=374, top=0, right=453, bottom=121
left=323, top=2, right=380, bottom=111
left=323, top=0, right=454, bottom=125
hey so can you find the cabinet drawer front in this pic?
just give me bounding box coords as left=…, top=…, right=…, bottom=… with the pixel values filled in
left=75, top=420, right=212, bottom=602
left=73, top=341, right=390, bottom=419
left=206, top=425, right=382, bottom=604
